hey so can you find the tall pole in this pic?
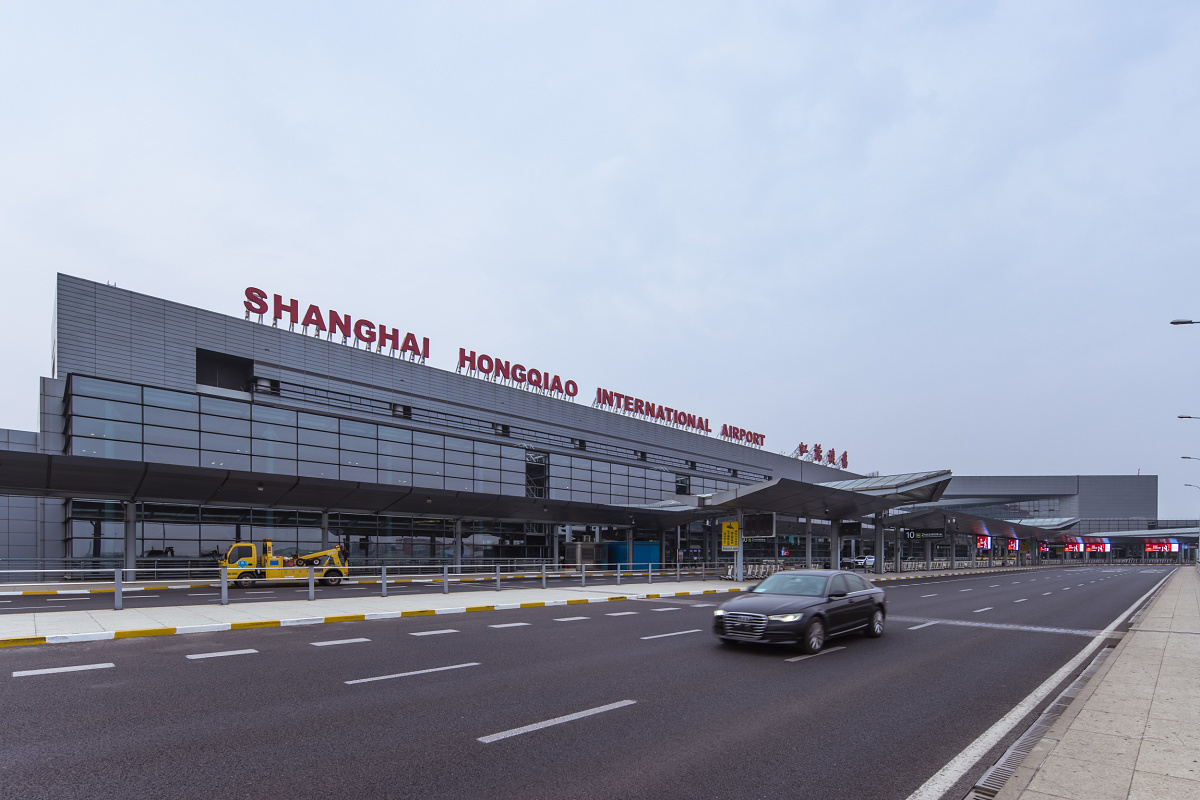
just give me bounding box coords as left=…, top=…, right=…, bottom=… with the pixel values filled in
left=804, top=517, right=813, bottom=569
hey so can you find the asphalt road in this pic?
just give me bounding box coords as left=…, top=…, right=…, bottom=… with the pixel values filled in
left=0, top=565, right=1171, bottom=800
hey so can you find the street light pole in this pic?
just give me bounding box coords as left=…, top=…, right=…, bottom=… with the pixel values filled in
left=1170, top=319, right=1197, bottom=325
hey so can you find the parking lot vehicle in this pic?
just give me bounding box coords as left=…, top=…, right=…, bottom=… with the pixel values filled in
left=712, top=569, right=886, bottom=654
left=218, top=539, right=348, bottom=589
left=852, top=555, right=875, bottom=569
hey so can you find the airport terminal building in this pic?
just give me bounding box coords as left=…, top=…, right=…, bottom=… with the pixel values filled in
left=0, top=275, right=1189, bottom=568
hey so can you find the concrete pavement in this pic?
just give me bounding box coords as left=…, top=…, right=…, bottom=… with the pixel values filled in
left=997, top=565, right=1200, bottom=800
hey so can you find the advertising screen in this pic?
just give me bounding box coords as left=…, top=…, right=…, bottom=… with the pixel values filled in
left=1084, top=543, right=1109, bottom=553
left=1064, top=543, right=1083, bottom=553
left=1145, top=542, right=1178, bottom=553
left=976, top=536, right=991, bottom=550
left=1008, top=538, right=1019, bottom=551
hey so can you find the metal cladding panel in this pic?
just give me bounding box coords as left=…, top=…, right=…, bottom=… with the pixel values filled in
left=942, top=475, right=1080, bottom=499
left=1077, top=475, right=1158, bottom=519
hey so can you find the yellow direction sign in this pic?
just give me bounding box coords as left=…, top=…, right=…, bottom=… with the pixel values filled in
left=721, top=521, right=740, bottom=552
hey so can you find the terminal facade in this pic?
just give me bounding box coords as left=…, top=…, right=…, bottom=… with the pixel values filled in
left=0, top=275, right=1187, bottom=567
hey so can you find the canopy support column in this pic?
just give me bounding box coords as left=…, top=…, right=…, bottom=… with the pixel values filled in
left=874, top=513, right=885, bottom=575
left=804, top=518, right=813, bottom=569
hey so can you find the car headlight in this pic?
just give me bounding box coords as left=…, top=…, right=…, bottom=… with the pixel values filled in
left=768, top=613, right=803, bottom=622
left=713, top=609, right=725, bottom=616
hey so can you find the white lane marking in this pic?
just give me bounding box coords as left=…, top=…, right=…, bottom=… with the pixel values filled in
left=187, top=593, right=218, bottom=596
left=606, top=612, right=639, bottom=616
left=1042, top=592, right=1052, bottom=595
left=921, top=594, right=938, bottom=598
left=1078, top=584, right=1084, bottom=587
left=1014, top=599, right=1027, bottom=603
left=973, top=607, right=994, bottom=613
left=902, top=571, right=1174, bottom=800
left=186, top=649, right=258, bottom=660
left=409, top=629, right=458, bottom=636
left=13, top=662, right=115, bottom=677
left=1063, top=587, right=1071, bottom=591
left=346, top=662, right=480, bottom=685
left=989, top=585, right=999, bottom=588
left=692, top=603, right=715, bottom=607
left=489, top=623, right=531, bottom=628
left=554, top=617, right=589, bottom=622
left=477, top=700, right=637, bottom=743
left=650, top=608, right=680, bottom=612
left=960, top=589, right=973, bottom=592
left=310, top=638, right=371, bottom=647
left=908, top=622, right=939, bottom=630
left=785, top=645, right=846, bottom=663
left=640, top=629, right=701, bottom=640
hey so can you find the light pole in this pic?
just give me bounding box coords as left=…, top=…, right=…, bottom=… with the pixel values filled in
left=1186, top=484, right=1200, bottom=565
left=1170, top=319, right=1197, bottom=325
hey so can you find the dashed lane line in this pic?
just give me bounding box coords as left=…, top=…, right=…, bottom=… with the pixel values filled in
left=186, top=649, right=258, bottom=660
left=921, top=594, right=938, bottom=598
left=554, top=617, right=590, bottom=622
left=1042, top=592, right=1052, bottom=596
left=889, top=617, right=1099, bottom=637
left=606, top=612, right=638, bottom=616
left=13, top=662, right=115, bottom=677
left=409, top=629, right=458, bottom=637
left=1014, top=599, right=1027, bottom=603
left=960, top=589, right=973, bottom=592
left=785, top=645, right=846, bottom=663
left=310, top=638, right=371, bottom=647
left=477, top=700, right=637, bottom=743
left=973, top=607, right=994, bottom=613
left=640, top=629, right=701, bottom=640
left=347, top=662, right=480, bottom=686
left=650, top=608, right=680, bottom=612
left=488, top=623, right=531, bottom=629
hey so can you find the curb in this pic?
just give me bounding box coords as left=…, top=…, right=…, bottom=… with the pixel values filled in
left=0, top=587, right=740, bottom=649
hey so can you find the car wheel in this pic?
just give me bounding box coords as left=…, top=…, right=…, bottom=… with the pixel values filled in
left=865, top=608, right=885, bottom=638
left=234, top=572, right=255, bottom=589
left=799, top=618, right=825, bottom=654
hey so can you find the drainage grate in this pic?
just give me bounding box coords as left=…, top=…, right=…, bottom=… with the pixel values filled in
left=963, top=646, right=1115, bottom=800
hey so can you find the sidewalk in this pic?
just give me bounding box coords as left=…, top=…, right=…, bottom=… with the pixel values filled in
left=997, top=566, right=1200, bottom=800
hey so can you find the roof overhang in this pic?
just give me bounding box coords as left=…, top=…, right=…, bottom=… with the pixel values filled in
left=703, top=470, right=951, bottom=519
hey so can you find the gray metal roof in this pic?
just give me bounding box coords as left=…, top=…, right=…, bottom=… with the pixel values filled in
left=704, top=470, right=951, bottom=519
left=818, top=470, right=953, bottom=504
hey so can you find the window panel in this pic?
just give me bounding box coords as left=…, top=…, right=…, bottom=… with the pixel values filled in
left=200, top=396, right=251, bottom=419
left=341, top=451, right=377, bottom=469
left=412, top=459, right=444, bottom=476
left=298, top=428, right=338, bottom=447
left=473, top=467, right=501, bottom=482
left=413, top=431, right=443, bottom=447
left=379, top=470, right=412, bottom=486
left=144, top=387, right=199, bottom=411
left=252, top=421, right=297, bottom=443
left=474, top=480, right=501, bottom=494
left=340, top=435, right=377, bottom=454
left=550, top=454, right=571, bottom=466
left=252, top=405, right=297, bottom=425
left=298, top=461, right=339, bottom=479
left=73, top=377, right=141, bottom=403
left=70, top=396, right=141, bottom=423
left=445, top=463, right=473, bottom=479
left=339, top=419, right=377, bottom=437
left=298, top=444, right=339, bottom=463
left=378, top=440, right=412, bottom=457
left=473, top=454, right=500, bottom=469
left=252, top=440, right=297, bottom=459
left=200, top=451, right=251, bottom=470
left=143, top=444, right=199, bottom=467
left=445, top=476, right=473, bottom=491
left=500, top=446, right=525, bottom=460
left=474, top=441, right=501, bottom=456
left=340, top=465, right=377, bottom=482
left=145, top=407, right=198, bottom=430
left=444, top=449, right=472, bottom=466
left=298, top=412, right=339, bottom=432
left=412, top=473, right=444, bottom=489
left=253, top=456, right=298, bottom=475
left=413, top=445, right=443, bottom=462
left=591, top=460, right=610, bottom=473
left=200, top=415, right=251, bottom=436
left=145, top=426, right=200, bottom=449
left=378, top=425, right=412, bottom=443
left=444, top=436, right=472, bottom=453
left=379, top=455, right=412, bottom=472
left=200, top=433, right=252, bottom=454
left=70, top=417, right=142, bottom=442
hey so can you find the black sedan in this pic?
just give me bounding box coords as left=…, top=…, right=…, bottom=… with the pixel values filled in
left=713, top=569, right=886, bottom=654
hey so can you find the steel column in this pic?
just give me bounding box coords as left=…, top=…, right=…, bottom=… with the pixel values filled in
left=122, top=500, right=136, bottom=578
left=453, top=519, right=462, bottom=570
left=805, top=517, right=813, bottom=569
left=874, top=513, right=885, bottom=575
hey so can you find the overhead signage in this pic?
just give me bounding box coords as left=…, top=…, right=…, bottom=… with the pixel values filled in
left=721, top=521, right=740, bottom=552
left=976, top=536, right=991, bottom=550
left=1145, top=542, right=1178, bottom=553
left=742, top=513, right=776, bottom=540
left=905, top=531, right=944, bottom=540
left=244, top=288, right=429, bottom=359
left=241, top=287, right=859, bottom=459
left=1085, top=543, right=1110, bottom=553
left=458, top=349, right=578, bottom=399
left=794, top=443, right=849, bottom=470
left=1064, top=543, right=1083, bottom=553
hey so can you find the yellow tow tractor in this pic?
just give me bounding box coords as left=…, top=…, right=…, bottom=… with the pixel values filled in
left=218, top=539, right=348, bottom=589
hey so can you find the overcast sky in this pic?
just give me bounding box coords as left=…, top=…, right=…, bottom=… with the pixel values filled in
left=2, top=2, right=1199, bottom=516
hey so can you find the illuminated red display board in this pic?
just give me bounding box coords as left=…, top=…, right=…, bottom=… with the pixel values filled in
left=1064, top=543, right=1083, bottom=553
left=1008, top=538, right=1019, bottom=551
left=976, top=536, right=991, bottom=550
left=1145, top=542, right=1178, bottom=553
left=1085, top=543, right=1109, bottom=553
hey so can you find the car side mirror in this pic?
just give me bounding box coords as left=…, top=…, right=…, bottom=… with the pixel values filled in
left=828, top=591, right=847, bottom=599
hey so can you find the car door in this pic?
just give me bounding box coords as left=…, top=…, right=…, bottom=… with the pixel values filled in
left=844, top=574, right=876, bottom=629
left=824, top=575, right=856, bottom=633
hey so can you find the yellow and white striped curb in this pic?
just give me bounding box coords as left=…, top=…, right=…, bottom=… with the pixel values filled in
left=0, top=587, right=742, bottom=649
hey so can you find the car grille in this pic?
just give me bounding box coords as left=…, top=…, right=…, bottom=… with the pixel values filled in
left=722, top=612, right=768, bottom=640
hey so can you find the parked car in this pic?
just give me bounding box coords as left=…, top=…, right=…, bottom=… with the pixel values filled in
left=713, top=569, right=886, bottom=654
left=852, top=555, right=876, bottom=568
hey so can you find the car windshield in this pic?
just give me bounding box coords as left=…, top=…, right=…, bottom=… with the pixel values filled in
left=751, top=573, right=828, bottom=597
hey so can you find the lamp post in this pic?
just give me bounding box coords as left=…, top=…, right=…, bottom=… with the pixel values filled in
left=1185, top=484, right=1200, bottom=565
